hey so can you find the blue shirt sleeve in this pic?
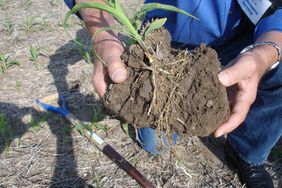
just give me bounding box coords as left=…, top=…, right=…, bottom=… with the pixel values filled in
left=255, top=6, right=282, bottom=40
left=64, top=0, right=75, bottom=9
left=64, top=0, right=82, bottom=19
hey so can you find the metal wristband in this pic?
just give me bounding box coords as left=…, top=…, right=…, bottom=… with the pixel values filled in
left=240, top=41, right=281, bottom=70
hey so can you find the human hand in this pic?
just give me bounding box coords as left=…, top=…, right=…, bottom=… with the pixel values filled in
left=214, top=51, right=268, bottom=138
left=75, top=0, right=127, bottom=97
left=92, top=31, right=127, bottom=97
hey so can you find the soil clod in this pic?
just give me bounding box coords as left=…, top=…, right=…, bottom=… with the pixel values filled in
left=103, top=28, right=230, bottom=136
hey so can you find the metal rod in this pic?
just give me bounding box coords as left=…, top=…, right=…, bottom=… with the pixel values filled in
left=66, top=114, right=155, bottom=188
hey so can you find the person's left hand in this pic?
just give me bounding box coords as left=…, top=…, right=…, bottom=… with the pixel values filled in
left=214, top=51, right=268, bottom=137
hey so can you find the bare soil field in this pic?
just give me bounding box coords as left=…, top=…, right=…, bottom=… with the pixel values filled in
left=0, top=0, right=281, bottom=187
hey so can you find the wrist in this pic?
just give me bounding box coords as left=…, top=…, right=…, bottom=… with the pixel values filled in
left=75, top=0, right=115, bottom=36
left=240, top=42, right=281, bottom=71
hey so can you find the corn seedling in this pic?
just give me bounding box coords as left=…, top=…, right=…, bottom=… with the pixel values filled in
left=63, top=124, right=73, bottom=144
left=64, top=1, right=197, bottom=64
left=24, top=16, right=37, bottom=33
left=15, top=80, right=21, bottom=91
left=40, top=16, right=49, bottom=31
left=24, top=0, right=32, bottom=8
left=3, top=16, right=13, bottom=34
left=29, top=44, right=41, bottom=64
left=76, top=37, right=92, bottom=64
left=92, top=174, right=103, bottom=188
left=58, top=20, right=72, bottom=29
left=122, top=123, right=130, bottom=137
left=91, top=106, right=103, bottom=123
left=0, top=0, right=5, bottom=8
left=0, top=114, right=13, bottom=155
left=49, top=0, right=58, bottom=7
left=0, top=53, right=20, bottom=74
left=29, top=113, right=49, bottom=134
left=90, top=107, right=108, bottom=133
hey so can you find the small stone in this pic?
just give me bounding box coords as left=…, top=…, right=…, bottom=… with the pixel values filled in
left=206, top=100, right=214, bottom=108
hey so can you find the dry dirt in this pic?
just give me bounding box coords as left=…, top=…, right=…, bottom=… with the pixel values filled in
left=0, top=1, right=281, bottom=188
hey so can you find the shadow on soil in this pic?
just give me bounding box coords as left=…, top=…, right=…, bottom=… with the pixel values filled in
left=0, top=29, right=98, bottom=187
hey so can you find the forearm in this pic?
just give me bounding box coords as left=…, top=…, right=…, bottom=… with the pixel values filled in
left=247, top=31, right=282, bottom=72
left=75, top=0, right=115, bottom=37
left=74, top=0, right=122, bottom=57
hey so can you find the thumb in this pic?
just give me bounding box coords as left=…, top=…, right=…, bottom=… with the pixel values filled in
left=106, top=54, right=127, bottom=83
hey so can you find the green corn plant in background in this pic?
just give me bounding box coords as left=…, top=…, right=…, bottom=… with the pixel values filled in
left=3, top=16, right=13, bottom=34
left=41, top=16, right=49, bottom=31
left=0, top=114, right=13, bottom=156
left=90, top=107, right=108, bottom=133
left=24, top=16, right=37, bottom=33
left=49, top=0, right=58, bottom=7
left=76, top=37, right=93, bottom=64
left=0, top=53, right=20, bottom=75
left=24, top=0, right=33, bottom=8
left=15, top=80, right=22, bottom=91
left=0, top=0, right=5, bottom=9
left=29, top=44, right=41, bottom=62
left=29, top=113, right=49, bottom=134
left=64, top=0, right=197, bottom=64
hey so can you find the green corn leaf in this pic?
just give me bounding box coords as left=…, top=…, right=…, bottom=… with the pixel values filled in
left=141, top=3, right=199, bottom=20
left=84, top=51, right=92, bottom=64
left=6, top=61, right=20, bottom=68
left=108, top=0, right=116, bottom=8
left=131, top=3, right=199, bottom=28
left=64, top=2, right=143, bottom=48
left=75, top=123, right=85, bottom=136
left=112, top=0, right=128, bottom=18
left=108, top=0, right=126, bottom=16
left=0, top=54, right=5, bottom=62
left=65, top=2, right=131, bottom=31
left=144, top=18, right=167, bottom=39
left=122, top=123, right=129, bottom=136
left=0, top=114, right=5, bottom=136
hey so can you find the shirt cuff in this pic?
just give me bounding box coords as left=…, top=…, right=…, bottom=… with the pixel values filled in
left=64, top=0, right=82, bottom=19
left=255, top=7, right=282, bottom=40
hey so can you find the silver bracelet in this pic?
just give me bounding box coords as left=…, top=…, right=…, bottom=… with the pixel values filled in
left=240, top=41, right=281, bottom=70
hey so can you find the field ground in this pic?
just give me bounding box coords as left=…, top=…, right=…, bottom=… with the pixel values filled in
left=0, top=0, right=281, bottom=187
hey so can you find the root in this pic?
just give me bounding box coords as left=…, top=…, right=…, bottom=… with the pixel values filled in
left=147, top=68, right=156, bottom=115
left=147, top=50, right=192, bottom=137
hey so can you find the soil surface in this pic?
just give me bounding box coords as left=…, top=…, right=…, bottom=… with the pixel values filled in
left=0, top=1, right=281, bottom=188
left=104, top=28, right=230, bottom=136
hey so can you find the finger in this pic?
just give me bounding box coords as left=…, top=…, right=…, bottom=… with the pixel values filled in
left=218, top=55, right=256, bottom=87
left=214, top=101, right=250, bottom=137
left=93, top=60, right=108, bottom=97
left=214, top=91, right=253, bottom=138
left=98, top=43, right=127, bottom=84
left=105, top=53, right=127, bottom=83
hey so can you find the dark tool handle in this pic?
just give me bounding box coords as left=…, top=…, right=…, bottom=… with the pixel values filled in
left=103, top=144, right=155, bottom=188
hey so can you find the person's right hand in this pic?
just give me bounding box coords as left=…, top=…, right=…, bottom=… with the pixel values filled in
left=75, top=1, right=127, bottom=97
left=92, top=32, right=127, bottom=97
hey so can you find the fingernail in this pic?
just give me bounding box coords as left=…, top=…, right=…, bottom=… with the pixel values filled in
left=112, top=69, right=126, bottom=83
left=218, top=71, right=229, bottom=86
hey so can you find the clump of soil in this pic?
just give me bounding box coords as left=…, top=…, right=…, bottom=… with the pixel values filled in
left=103, top=28, right=230, bottom=136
